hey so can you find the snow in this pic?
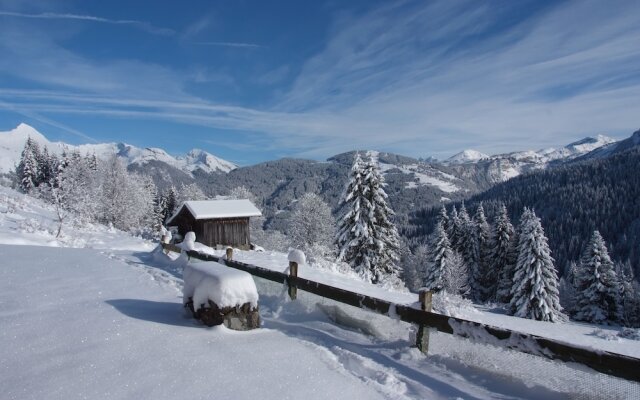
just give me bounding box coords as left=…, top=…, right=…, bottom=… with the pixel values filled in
left=169, top=199, right=262, bottom=222
left=1, top=185, right=640, bottom=399
left=0, top=123, right=237, bottom=175
left=288, top=249, right=307, bottom=265
left=379, top=161, right=460, bottom=193
left=183, top=260, right=259, bottom=308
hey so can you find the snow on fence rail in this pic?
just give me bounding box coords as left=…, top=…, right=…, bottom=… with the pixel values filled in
left=160, top=242, right=640, bottom=383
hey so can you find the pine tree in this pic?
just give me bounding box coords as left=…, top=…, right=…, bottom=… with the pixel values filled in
left=574, top=230, right=621, bottom=324
left=492, top=204, right=517, bottom=303
left=336, top=154, right=401, bottom=284
left=164, top=186, right=178, bottom=223
left=616, top=261, right=640, bottom=327
left=448, top=206, right=462, bottom=253
left=425, top=220, right=462, bottom=293
left=509, top=208, right=562, bottom=322
left=459, top=204, right=481, bottom=301
left=16, top=137, right=41, bottom=192
left=473, top=204, right=493, bottom=302
left=559, top=262, right=579, bottom=317
left=153, top=192, right=168, bottom=236
left=437, top=205, right=449, bottom=232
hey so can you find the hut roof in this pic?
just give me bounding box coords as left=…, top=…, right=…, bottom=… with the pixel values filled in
left=167, top=199, right=262, bottom=224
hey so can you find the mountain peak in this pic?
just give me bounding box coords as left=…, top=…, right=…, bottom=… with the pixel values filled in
left=446, top=149, right=489, bottom=164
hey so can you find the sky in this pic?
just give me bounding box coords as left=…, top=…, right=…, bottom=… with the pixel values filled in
left=0, top=0, right=639, bottom=165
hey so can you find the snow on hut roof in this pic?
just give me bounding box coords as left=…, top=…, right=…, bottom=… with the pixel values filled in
left=169, top=199, right=262, bottom=222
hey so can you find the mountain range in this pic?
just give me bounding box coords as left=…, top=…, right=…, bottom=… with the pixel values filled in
left=0, top=123, right=236, bottom=176
left=0, top=123, right=632, bottom=223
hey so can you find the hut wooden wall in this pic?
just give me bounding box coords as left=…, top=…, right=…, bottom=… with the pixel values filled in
left=200, top=217, right=251, bottom=249
left=169, top=208, right=196, bottom=237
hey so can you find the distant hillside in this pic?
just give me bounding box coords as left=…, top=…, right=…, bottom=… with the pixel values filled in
left=409, top=129, right=640, bottom=278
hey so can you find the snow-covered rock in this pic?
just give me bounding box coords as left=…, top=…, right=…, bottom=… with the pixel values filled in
left=183, top=260, right=259, bottom=309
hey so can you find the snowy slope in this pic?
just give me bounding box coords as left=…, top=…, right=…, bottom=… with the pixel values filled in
left=0, top=123, right=236, bottom=175
left=1, top=187, right=639, bottom=399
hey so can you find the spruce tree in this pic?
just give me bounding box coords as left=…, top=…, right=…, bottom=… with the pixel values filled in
left=459, top=204, right=481, bottom=301
left=337, top=154, right=401, bottom=284
left=424, top=221, right=451, bottom=292
left=437, top=205, right=449, bottom=232
left=448, top=206, right=462, bottom=253
left=473, top=204, right=493, bottom=302
left=493, top=204, right=517, bottom=303
left=559, top=261, right=579, bottom=317
left=16, top=137, right=42, bottom=192
left=164, top=186, right=178, bottom=223
left=509, top=208, right=562, bottom=322
left=574, top=230, right=621, bottom=324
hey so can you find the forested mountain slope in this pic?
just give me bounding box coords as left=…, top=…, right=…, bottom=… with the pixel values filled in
left=409, top=145, right=640, bottom=278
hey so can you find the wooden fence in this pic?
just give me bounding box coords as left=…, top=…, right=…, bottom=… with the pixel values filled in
left=161, top=242, right=640, bottom=383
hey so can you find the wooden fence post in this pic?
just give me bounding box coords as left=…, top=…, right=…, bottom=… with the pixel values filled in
left=226, top=247, right=233, bottom=261
left=416, top=289, right=433, bottom=354
left=288, top=261, right=298, bottom=300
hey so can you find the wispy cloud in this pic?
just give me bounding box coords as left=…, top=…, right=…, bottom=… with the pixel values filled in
left=194, top=41, right=263, bottom=49
left=0, top=10, right=174, bottom=35
left=0, top=99, right=97, bottom=142
left=1, top=0, right=639, bottom=160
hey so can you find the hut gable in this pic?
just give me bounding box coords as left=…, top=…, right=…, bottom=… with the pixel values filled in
left=167, top=199, right=262, bottom=250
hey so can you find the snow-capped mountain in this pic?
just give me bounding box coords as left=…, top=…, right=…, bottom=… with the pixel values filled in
left=442, top=134, right=617, bottom=182
left=0, top=123, right=236, bottom=175
left=575, top=129, right=640, bottom=160
left=446, top=149, right=489, bottom=164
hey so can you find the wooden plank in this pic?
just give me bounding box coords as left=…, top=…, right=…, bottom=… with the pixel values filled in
left=160, top=243, right=640, bottom=382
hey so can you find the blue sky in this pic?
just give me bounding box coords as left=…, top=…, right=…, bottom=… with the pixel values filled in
left=0, top=0, right=639, bottom=165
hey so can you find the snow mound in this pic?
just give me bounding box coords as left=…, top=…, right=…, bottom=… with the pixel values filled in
left=183, top=261, right=259, bottom=309
left=180, top=231, right=197, bottom=251
left=288, top=249, right=306, bottom=265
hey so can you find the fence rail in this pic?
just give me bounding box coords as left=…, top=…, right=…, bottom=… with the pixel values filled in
left=161, top=242, right=640, bottom=383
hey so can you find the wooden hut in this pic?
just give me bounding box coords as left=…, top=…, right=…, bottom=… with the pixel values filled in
left=166, top=199, right=262, bottom=250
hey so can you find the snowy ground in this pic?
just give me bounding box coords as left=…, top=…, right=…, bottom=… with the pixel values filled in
left=1, top=186, right=640, bottom=399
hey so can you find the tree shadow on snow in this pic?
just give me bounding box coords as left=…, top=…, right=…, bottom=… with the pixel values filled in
left=106, top=299, right=197, bottom=328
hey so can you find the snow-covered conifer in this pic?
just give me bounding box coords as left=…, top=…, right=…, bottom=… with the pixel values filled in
left=473, top=204, right=493, bottom=302
left=17, top=137, right=41, bottom=192
left=559, top=261, right=578, bottom=316
left=448, top=206, right=462, bottom=253
left=437, top=205, right=449, bottom=232
left=336, top=154, right=401, bottom=284
left=492, top=204, right=516, bottom=303
left=458, top=204, right=481, bottom=301
left=509, top=208, right=562, bottom=322
left=574, top=230, right=621, bottom=324
left=163, top=186, right=178, bottom=223
left=616, top=261, right=640, bottom=327
left=424, top=221, right=452, bottom=292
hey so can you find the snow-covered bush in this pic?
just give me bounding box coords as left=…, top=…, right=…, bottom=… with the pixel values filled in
left=287, top=192, right=335, bottom=259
